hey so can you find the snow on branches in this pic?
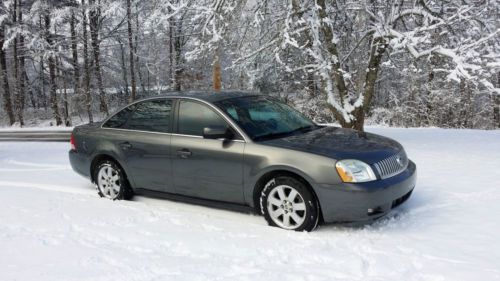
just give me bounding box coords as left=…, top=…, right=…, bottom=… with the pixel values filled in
left=386, top=5, right=500, bottom=94
left=235, top=0, right=500, bottom=128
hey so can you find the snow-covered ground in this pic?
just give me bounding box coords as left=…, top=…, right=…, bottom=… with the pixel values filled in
left=0, top=128, right=499, bottom=281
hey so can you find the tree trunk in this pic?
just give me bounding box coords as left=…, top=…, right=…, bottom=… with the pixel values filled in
left=70, top=10, right=79, bottom=126
left=459, top=79, right=474, bottom=128
left=213, top=51, right=222, bottom=91
left=118, top=40, right=129, bottom=101
left=126, top=0, right=136, bottom=102
left=82, top=0, right=93, bottom=123
left=425, top=55, right=439, bottom=127
left=26, top=71, right=35, bottom=109
left=44, top=14, right=62, bottom=126
left=174, top=41, right=182, bottom=91
left=0, top=26, right=15, bottom=125
left=13, top=0, right=24, bottom=126
left=39, top=51, right=47, bottom=110
left=351, top=37, right=388, bottom=131
left=88, top=0, right=108, bottom=115
left=494, top=71, right=500, bottom=128
left=316, top=0, right=388, bottom=131
left=18, top=0, right=28, bottom=120
left=316, top=0, right=351, bottom=127
left=291, top=0, right=316, bottom=98
left=58, top=57, right=70, bottom=126
left=168, top=14, right=174, bottom=89
left=134, top=6, right=147, bottom=96
left=305, top=72, right=316, bottom=98
left=170, top=16, right=182, bottom=91
left=63, top=72, right=70, bottom=126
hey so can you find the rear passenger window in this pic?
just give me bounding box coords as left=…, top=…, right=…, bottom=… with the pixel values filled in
left=177, top=100, right=228, bottom=136
left=124, top=99, right=172, bottom=133
left=103, top=105, right=135, bottom=128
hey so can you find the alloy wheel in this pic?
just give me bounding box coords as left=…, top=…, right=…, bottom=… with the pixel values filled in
left=97, top=164, right=121, bottom=199
left=266, top=184, right=307, bottom=230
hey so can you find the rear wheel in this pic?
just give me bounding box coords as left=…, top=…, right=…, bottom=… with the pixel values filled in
left=94, top=160, right=133, bottom=200
left=260, top=175, right=319, bottom=231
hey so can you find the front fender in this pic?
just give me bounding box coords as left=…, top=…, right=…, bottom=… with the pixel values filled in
left=242, top=143, right=342, bottom=207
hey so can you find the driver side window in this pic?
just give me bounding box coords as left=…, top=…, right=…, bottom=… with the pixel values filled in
left=177, top=100, right=228, bottom=136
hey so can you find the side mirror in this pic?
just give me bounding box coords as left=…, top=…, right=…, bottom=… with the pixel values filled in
left=203, top=126, right=233, bottom=140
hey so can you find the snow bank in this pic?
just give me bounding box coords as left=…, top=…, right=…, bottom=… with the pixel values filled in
left=0, top=128, right=499, bottom=281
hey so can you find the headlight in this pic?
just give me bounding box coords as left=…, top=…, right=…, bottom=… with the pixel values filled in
left=335, top=159, right=377, bottom=183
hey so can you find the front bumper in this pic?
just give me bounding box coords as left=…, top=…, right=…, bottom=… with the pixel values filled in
left=315, top=160, right=416, bottom=223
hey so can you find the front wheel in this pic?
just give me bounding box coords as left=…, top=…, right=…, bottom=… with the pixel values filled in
left=94, top=160, right=133, bottom=200
left=260, top=176, right=319, bottom=231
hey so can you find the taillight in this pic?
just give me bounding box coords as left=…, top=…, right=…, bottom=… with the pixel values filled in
left=70, top=133, right=76, bottom=151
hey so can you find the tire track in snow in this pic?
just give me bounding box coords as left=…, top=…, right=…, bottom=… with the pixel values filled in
left=0, top=167, right=71, bottom=172
left=0, top=181, right=94, bottom=195
left=0, top=180, right=266, bottom=228
left=0, top=159, right=70, bottom=171
left=5, top=159, right=69, bottom=168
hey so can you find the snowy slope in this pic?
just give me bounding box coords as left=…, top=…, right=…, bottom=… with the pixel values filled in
left=0, top=128, right=499, bottom=281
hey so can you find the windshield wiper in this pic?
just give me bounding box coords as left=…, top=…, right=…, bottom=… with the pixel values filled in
left=253, top=125, right=317, bottom=141
left=289, top=125, right=317, bottom=134
left=253, top=131, right=292, bottom=141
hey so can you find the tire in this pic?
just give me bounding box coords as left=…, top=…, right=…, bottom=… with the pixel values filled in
left=94, top=160, right=133, bottom=200
left=260, top=175, right=320, bottom=231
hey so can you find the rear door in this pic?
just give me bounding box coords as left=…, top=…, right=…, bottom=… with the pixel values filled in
left=103, top=98, right=174, bottom=192
left=170, top=99, right=245, bottom=203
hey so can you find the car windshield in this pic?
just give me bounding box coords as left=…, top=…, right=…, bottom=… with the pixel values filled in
left=215, top=96, right=318, bottom=141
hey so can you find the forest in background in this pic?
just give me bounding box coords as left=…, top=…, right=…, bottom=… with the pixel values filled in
left=0, top=0, right=498, bottom=130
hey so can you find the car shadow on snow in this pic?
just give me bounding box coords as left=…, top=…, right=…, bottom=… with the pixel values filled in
left=89, top=181, right=441, bottom=233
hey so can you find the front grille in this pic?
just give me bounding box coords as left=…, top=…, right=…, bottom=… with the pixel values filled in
left=374, top=150, right=408, bottom=179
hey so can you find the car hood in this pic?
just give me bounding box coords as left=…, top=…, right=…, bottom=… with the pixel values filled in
left=260, top=126, right=403, bottom=164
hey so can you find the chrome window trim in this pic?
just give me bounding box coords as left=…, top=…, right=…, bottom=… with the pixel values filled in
left=99, top=127, right=245, bottom=143
left=100, top=96, right=250, bottom=143
left=100, top=127, right=172, bottom=136
left=170, top=133, right=245, bottom=143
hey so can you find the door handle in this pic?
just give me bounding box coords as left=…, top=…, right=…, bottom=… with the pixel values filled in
left=177, top=148, right=192, bottom=158
left=119, top=142, right=133, bottom=150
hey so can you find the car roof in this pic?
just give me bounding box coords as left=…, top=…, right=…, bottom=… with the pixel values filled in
left=141, top=90, right=261, bottom=103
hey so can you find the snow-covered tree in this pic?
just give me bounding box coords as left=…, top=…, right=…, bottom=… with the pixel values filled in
left=0, top=0, right=498, bottom=129
left=232, top=0, right=499, bottom=130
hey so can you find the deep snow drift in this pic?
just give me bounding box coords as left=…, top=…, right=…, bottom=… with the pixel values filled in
left=0, top=128, right=499, bottom=281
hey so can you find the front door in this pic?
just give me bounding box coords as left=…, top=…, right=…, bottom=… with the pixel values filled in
left=171, top=100, right=245, bottom=203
